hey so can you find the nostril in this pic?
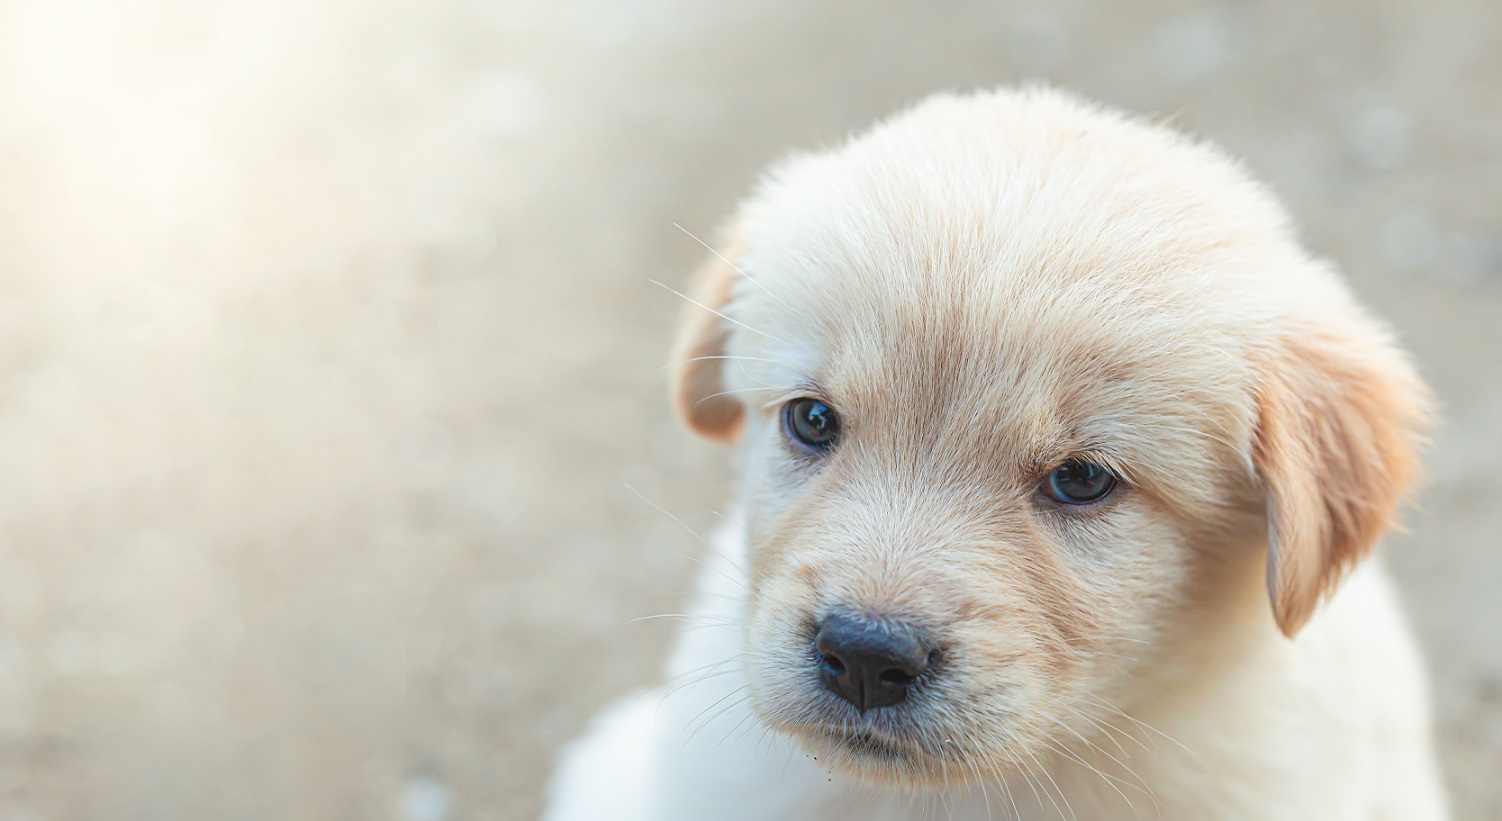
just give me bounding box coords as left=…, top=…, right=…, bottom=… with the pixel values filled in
left=820, top=655, right=847, bottom=676
left=877, top=668, right=917, bottom=686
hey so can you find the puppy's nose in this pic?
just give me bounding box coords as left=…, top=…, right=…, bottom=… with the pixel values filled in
left=814, top=612, right=933, bottom=713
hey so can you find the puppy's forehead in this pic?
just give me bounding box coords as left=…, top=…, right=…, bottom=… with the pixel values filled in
left=737, top=90, right=1296, bottom=319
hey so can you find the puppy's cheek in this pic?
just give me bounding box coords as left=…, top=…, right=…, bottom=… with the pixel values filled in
left=737, top=415, right=811, bottom=518
left=1047, top=505, right=1186, bottom=631
left=944, top=604, right=1068, bottom=722
left=741, top=570, right=821, bottom=711
left=1033, top=513, right=1200, bottom=713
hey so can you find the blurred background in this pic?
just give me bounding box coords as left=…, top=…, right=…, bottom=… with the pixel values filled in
left=0, top=0, right=1498, bottom=818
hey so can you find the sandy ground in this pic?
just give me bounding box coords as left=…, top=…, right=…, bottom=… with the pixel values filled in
left=0, top=1, right=1498, bottom=819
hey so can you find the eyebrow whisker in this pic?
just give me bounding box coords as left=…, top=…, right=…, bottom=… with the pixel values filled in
left=674, top=222, right=796, bottom=313
left=694, top=385, right=795, bottom=407
left=650, top=278, right=787, bottom=345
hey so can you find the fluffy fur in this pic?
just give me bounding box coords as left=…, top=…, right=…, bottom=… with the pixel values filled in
left=545, top=88, right=1447, bottom=820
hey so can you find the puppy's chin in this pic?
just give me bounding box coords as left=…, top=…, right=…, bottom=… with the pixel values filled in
left=780, top=724, right=944, bottom=786
left=807, top=726, right=1016, bottom=789
left=761, top=711, right=1006, bottom=789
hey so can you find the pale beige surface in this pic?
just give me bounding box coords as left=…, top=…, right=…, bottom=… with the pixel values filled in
left=0, top=1, right=1498, bottom=819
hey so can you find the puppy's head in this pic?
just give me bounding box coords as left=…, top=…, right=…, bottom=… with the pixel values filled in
left=670, top=89, right=1429, bottom=785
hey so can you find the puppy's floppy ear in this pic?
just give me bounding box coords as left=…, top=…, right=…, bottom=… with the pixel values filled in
left=668, top=227, right=746, bottom=441
left=1253, top=327, right=1431, bottom=637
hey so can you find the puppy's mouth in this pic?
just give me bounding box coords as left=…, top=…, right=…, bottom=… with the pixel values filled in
left=796, top=721, right=988, bottom=786
left=821, top=726, right=914, bottom=762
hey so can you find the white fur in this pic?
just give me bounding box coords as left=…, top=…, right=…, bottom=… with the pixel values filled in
left=545, top=527, right=1445, bottom=820
left=545, top=88, right=1448, bottom=820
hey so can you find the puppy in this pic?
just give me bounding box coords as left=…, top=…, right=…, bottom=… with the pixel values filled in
left=545, top=88, right=1448, bottom=820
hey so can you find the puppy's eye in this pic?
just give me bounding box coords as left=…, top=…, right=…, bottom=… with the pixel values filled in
left=1043, top=460, right=1117, bottom=505
left=784, top=398, right=840, bottom=451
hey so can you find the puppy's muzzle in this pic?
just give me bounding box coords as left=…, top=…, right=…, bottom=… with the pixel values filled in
left=813, top=612, right=935, bottom=713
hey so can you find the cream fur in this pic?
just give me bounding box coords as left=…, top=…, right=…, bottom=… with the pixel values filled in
left=545, top=88, right=1447, bottom=820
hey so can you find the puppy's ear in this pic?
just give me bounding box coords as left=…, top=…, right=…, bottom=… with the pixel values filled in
left=1253, top=329, right=1431, bottom=637
left=668, top=229, right=746, bottom=441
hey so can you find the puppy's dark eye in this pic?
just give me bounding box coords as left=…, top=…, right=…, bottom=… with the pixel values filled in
left=784, top=398, right=840, bottom=451
left=1043, top=460, right=1117, bottom=505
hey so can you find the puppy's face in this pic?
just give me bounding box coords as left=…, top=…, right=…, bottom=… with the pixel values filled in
left=671, top=90, right=1428, bottom=786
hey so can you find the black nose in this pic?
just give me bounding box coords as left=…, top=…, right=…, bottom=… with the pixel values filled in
left=813, top=612, right=934, bottom=713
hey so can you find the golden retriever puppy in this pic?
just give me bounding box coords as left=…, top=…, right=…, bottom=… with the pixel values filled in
left=544, top=87, right=1448, bottom=820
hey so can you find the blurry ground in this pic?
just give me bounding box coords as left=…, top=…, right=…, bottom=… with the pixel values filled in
left=0, top=1, right=1498, bottom=819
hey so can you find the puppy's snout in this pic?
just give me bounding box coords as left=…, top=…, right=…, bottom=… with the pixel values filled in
left=814, top=612, right=934, bottom=713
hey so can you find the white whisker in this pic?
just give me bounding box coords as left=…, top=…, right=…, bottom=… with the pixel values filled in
left=650, top=278, right=786, bottom=344
left=673, top=222, right=797, bottom=313
left=621, top=483, right=748, bottom=590
left=1084, top=694, right=1197, bottom=759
